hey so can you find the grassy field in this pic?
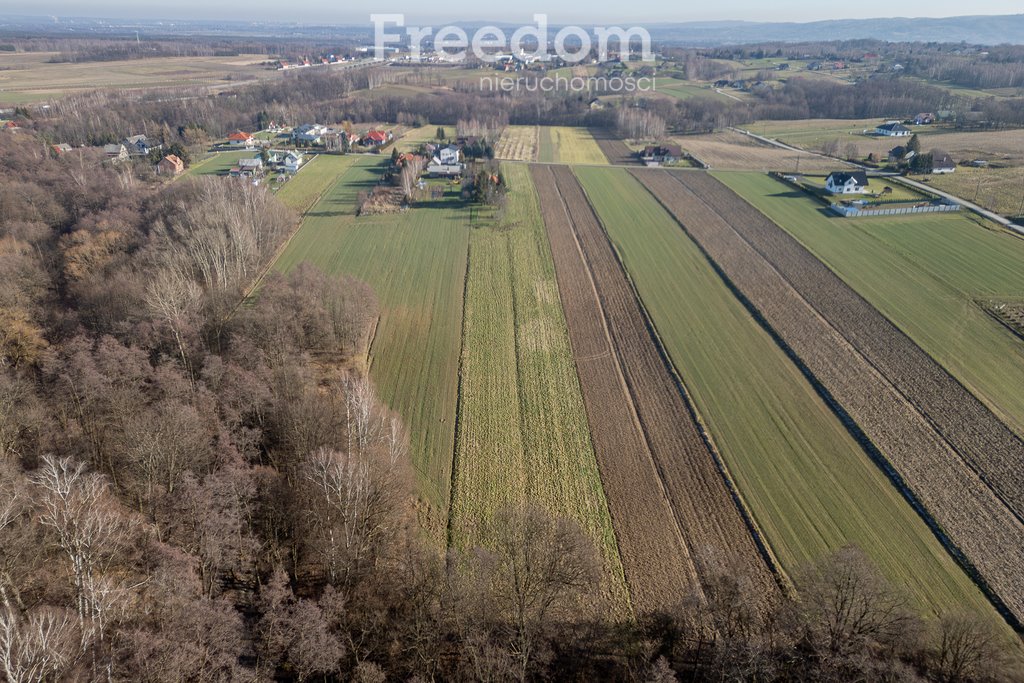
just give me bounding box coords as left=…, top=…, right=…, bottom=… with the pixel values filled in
left=538, top=126, right=607, bottom=165
left=653, top=79, right=744, bottom=102
left=449, top=164, right=629, bottom=611
left=753, top=119, right=1024, bottom=167
left=0, top=51, right=274, bottom=103
left=271, top=157, right=470, bottom=525
left=273, top=155, right=359, bottom=213
left=926, top=165, right=1024, bottom=219
left=673, top=130, right=842, bottom=172
left=573, top=165, right=1004, bottom=623
left=181, top=150, right=254, bottom=177
left=719, top=171, right=1024, bottom=439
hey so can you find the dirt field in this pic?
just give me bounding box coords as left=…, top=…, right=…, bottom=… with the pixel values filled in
left=494, top=125, right=539, bottom=162
left=589, top=128, right=641, bottom=165
left=529, top=164, right=700, bottom=612
left=672, top=130, right=847, bottom=172
left=634, top=168, right=1024, bottom=626
left=532, top=164, right=778, bottom=610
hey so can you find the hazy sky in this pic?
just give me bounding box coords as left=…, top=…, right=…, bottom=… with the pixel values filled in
left=18, top=0, right=1024, bottom=24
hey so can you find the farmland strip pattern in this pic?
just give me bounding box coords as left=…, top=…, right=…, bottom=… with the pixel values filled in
left=633, top=168, right=1024, bottom=625
left=529, top=164, right=701, bottom=612
left=535, top=164, right=778, bottom=609
left=676, top=171, right=1024, bottom=524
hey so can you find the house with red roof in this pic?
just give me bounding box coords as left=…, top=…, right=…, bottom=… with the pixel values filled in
left=227, top=131, right=256, bottom=148
left=363, top=130, right=392, bottom=147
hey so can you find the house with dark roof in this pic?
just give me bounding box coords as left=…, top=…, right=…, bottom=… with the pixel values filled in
left=640, top=144, right=683, bottom=166
left=914, top=113, right=936, bottom=125
left=931, top=154, right=956, bottom=174
left=875, top=122, right=912, bottom=137
left=825, top=171, right=870, bottom=194
left=103, top=143, right=129, bottom=161
left=124, top=134, right=161, bottom=156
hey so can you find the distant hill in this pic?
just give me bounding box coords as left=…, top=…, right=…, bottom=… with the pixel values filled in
left=648, top=14, right=1024, bottom=46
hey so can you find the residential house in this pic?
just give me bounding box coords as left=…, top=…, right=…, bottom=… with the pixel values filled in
left=436, top=145, right=461, bottom=166
left=931, top=154, right=956, bottom=174
left=228, top=131, right=256, bottom=148
left=283, top=152, right=304, bottom=173
left=825, top=171, right=870, bottom=194
left=51, top=143, right=73, bottom=155
left=292, top=124, right=327, bottom=145
left=589, top=98, right=606, bottom=110
left=875, top=122, right=912, bottom=137
left=887, top=146, right=907, bottom=163
left=104, top=143, right=129, bottom=161
left=427, top=145, right=464, bottom=177
left=124, top=134, right=161, bottom=156
left=155, top=154, right=185, bottom=176
left=640, top=144, right=683, bottom=166
left=230, top=157, right=264, bottom=177
left=362, top=130, right=392, bottom=147
left=914, top=113, right=936, bottom=125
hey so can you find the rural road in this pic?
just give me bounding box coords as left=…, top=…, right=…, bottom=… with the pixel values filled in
left=732, top=127, right=1024, bottom=237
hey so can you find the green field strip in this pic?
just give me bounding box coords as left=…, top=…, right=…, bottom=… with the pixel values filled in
left=272, top=157, right=470, bottom=521
left=574, top=165, right=1003, bottom=624
left=449, top=164, right=630, bottom=612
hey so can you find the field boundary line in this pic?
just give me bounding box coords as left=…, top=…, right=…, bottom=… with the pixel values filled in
left=445, top=217, right=475, bottom=547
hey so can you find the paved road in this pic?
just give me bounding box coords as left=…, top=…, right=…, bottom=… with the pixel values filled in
left=731, top=127, right=1024, bottom=236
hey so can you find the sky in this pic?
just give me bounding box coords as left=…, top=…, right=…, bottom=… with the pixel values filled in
left=12, top=0, right=1024, bottom=24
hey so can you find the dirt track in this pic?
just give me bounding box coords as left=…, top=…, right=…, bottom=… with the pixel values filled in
left=531, top=164, right=778, bottom=611
left=633, top=168, right=1024, bottom=625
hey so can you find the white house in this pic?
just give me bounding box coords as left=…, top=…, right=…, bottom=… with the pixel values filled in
left=436, top=145, right=460, bottom=165
left=283, top=152, right=304, bottom=173
left=825, top=171, right=870, bottom=194
left=228, top=131, right=256, bottom=148
left=875, top=122, right=912, bottom=137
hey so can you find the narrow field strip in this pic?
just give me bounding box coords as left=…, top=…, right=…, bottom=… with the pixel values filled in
left=449, top=164, right=629, bottom=613
left=589, top=129, right=640, bottom=165
left=529, top=164, right=702, bottom=613
left=575, top=166, right=1002, bottom=623
left=494, top=125, right=539, bottom=162
left=634, top=168, right=1024, bottom=628
left=537, top=127, right=608, bottom=165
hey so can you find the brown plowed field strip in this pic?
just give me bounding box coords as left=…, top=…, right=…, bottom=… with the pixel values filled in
left=633, top=168, right=1024, bottom=626
left=536, top=164, right=778, bottom=607
left=528, top=165, right=701, bottom=612
left=677, top=171, right=1024, bottom=525
left=590, top=129, right=641, bottom=166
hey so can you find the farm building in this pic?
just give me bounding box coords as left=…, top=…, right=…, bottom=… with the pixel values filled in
left=825, top=171, right=870, bottom=194
left=875, top=122, right=912, bottom=137
left=155, top=154, right=185, bottom=176
left=914, top=113, right=936, bottom=125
